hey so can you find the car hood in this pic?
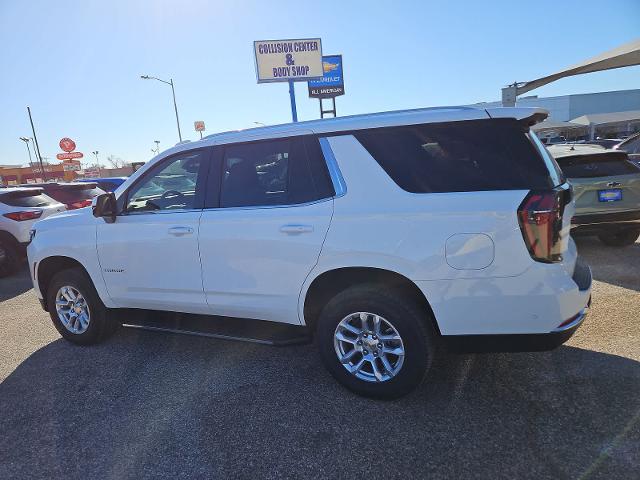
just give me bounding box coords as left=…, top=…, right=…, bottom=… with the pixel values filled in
left=33, top=205, right=96, bottom=231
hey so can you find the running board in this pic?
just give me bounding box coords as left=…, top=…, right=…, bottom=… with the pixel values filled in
left=122, top=311, right=312, bottom=346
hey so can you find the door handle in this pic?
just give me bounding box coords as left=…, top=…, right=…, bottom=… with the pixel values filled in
left=279, top=224, right=314, bottom=234
left=168, top=226, right=194, bottom=236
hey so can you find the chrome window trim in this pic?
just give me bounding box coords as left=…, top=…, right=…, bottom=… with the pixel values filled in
left=122, top=208, right=202, bottom=216
left=202, top=197, right=332, bottom=213
left=318, top=137, right=347, bottom=198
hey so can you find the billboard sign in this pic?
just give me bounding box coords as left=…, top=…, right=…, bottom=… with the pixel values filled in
left=254, top=38, right=323, bottom=83
left=194, top=121, right=205, bottom=132
left=308, top=55, right=344, bottom=98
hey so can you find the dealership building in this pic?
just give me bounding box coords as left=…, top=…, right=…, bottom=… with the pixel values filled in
left=475, top=88, right=640, bottom=140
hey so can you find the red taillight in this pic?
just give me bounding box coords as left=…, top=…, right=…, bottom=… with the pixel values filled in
left=3, top=210, right=43, bottom=222
left=67, top=199, right=92, bottom=210
left=518, top=190, right=565, bottom=263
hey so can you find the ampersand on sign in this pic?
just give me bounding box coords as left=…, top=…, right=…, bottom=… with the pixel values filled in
left=285, top=53, right=295, bottom=66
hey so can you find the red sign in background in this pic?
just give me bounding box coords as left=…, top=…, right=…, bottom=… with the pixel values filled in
left=59, top=138, right=76, bottom=153
left=56, top=152, right=84, bottom=160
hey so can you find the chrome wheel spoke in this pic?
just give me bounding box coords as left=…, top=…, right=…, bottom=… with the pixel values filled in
left=359, top=312, right=369, bottom=331
left=339, top=349, right=357, bottom=364
left=335, top=331, right=357, bottom=344
left=378, top=333, right=401, bottom=341
left=380, top=355, right=394, bottom=374
left=383, top=346, right=404, bottom=356
left=372, top=315, right=382, bottom=335
left=340, top=322, right=361, bottom=335
left=371, top=359, right=385, bottom=382
left=348, top=357, right=366, bottom=374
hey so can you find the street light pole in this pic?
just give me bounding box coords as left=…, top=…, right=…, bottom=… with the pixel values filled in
left=92, top=151, right=101, bottom=176
left=19, top=137, right=33, bottom=164
left=140, top=75, right=183, bottom=142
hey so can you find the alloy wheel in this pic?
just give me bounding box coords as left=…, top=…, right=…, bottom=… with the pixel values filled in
left=334, top=312, right=405, bottom=383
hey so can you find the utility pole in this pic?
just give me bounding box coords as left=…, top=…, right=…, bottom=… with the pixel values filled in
left=27, top=106, right=47, bottom=181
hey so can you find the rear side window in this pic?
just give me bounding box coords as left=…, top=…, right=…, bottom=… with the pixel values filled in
left=556, top=153, right=640, bottom=178
left=0, top=191, right=57, bottom=207
left=354, top=119, right=556, bottom=193
left=219, top=136, right=333, bottom=208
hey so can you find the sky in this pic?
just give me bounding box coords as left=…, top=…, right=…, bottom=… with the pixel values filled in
left=1, top=0, right=638, bottom=167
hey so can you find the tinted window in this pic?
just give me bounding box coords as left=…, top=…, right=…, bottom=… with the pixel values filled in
left=354, top=119, right=555, bottom=193
left=220, top=138, right=322, bottom=208
left=127, top=151, right=204, bottom=212
left=619, top=136, right=640, bottom=154
left=46, top=186, right=105, bottom=204
left=556, top=153, right=640, bottom=178
left=0, top=191, right=57, bottom=207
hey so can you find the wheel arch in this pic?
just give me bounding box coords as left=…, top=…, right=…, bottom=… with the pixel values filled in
left=301, top=266, right=441, bottom=335
left=37, top=256, right=94, bottom=311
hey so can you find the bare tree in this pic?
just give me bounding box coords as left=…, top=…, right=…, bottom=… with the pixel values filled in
left=106, top=155, right=125, bottom=169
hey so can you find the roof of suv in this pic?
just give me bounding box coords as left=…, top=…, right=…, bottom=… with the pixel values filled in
left=197, top=106, right=548, bottom=147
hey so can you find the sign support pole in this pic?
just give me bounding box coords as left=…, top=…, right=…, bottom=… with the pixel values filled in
left=288, top=80, right=298, bottom=122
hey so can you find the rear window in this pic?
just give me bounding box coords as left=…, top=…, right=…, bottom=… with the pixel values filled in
left=556, top=153, right=640, bottom=178
left=0, top=190, right=58, bottom=207
left=354, top=119, right=556, bottom=193
left=46, top=186, right=105, bottom=204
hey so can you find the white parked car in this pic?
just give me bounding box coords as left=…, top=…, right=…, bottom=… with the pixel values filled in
left=27, top=106, right=592, bottom=398
left=0, top=187, right=65, bottom=277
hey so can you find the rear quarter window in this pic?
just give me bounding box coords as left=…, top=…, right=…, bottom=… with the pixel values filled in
left=354, top=119, right=556, bottom=193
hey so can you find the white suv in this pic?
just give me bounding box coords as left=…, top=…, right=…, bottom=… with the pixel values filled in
left=0, top=187, right=65, bottom=277
left=28, top=106, right=592, bottom=398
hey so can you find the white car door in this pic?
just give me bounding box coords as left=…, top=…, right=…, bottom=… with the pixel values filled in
left=198, top=136, right=335, bottom=325
left=97, top=149, right=210, bottom=313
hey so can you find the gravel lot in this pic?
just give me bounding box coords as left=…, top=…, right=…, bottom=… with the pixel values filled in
left=0, top=237, right=638, bottom=479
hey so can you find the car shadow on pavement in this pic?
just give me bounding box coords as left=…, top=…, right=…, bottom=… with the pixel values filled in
left=0, top=266, right=32, bottom=302
left=0, top=328, right=638, bottom=479
left=575, top=236, right=640, bottom=292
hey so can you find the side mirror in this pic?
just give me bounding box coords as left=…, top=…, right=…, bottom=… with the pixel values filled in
left=92, top=192, right=117, bottom=223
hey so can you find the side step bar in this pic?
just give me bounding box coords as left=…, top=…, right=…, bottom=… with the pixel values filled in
left=122, top=311, right=312, bottom=346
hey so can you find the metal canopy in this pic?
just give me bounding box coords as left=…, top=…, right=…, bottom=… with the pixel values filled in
left=502, top=39, right=640, bottom=106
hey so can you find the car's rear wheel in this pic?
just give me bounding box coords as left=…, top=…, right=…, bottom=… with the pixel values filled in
left=316, top=284, right=435, bottom=399
left=0, top=238, right=19, bottom=278
left=47, top=268, right=119, bottom=345
left=597, top=227, right=640, bottom=247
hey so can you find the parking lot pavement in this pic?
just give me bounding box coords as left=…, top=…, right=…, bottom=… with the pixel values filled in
left=0, top=239, right=638, bottom=480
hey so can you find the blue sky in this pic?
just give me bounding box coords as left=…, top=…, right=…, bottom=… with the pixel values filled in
left=1, top=0, right=638, bottom=166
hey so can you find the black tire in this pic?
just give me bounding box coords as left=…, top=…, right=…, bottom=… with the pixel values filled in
left=598, top=228, right=640, bottom=247
left=0, top=237, right=20, bottom=278
left=47, top=268, right=119, bottom=345
left=316, top=284, right=436, bottom=400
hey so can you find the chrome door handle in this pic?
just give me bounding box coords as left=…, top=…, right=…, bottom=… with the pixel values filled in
left=168, top=226, right=194, bottom=236
left=279, top=224, right=314, bottom=234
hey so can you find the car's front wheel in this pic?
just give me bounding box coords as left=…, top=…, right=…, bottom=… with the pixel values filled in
left=598, top=227, right=640, bottom=247
left=47, top=268, right=119, bottom=345
left=316, top=285, right=436, bottom=399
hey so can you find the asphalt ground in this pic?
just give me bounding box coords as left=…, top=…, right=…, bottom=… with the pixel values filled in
left=0, top=236, right=638, bottom=479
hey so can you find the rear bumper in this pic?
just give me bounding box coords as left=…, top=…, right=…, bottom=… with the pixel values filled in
left=436, top=256, right=592, bottom=353
left=442, top=304, right=589, bottom=353
left=572, top=209, right=640, bottom=227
